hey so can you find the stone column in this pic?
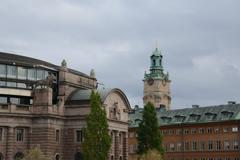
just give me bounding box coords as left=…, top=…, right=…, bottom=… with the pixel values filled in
left=6, top=127, right=14, bottom=160
left=123, top=132, right=128, bottom=160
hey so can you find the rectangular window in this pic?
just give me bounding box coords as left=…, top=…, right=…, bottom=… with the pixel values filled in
left=10, top=97, right=20, bottom=104
left=0, top=64, right=6, bottom=77
left=176, top=129, right=182, bottom=135
left=0, top=81, right=6, bottom=86
left=232, top=127, right=238, bottom=132
left=199, top=128, right=205, bottom=134
left=0, top=128, right=3, bottom=141
left=192, top=141, right=197, bottom=151
left=191, top=128, right=197, bottom=134
left=200, top=141, right=205, bottom=151
left=0, top=96, right=7, bottom=104
left=177, top=142, right=182, bottom=151
left=223, top=127, right=229, bottom=133
left=208, top=141, right=213, bottom=151
left=28, top=68, right=36, bottom=80
left=184, top=129, right=189, bottom=135
left=76, top=130, right=83, bottom=142
left=6, top=82, right=17, bottom=87
left=37, top=70, right=45, bottom=80
left=17, top=67, right=27, bottom=80
left=216, top=140, right=221, bottom=150
left=224, top=140, right=230, bottom=150
left=184, top=142, right=190, bottom=151
left=233, top=140, right=238, bottom=150
left=169, top=129, right=174, bottom=135
left=170, top=143, right=175, bottom=152
left=215, top=128, right=220, bottom=133
left=56, top=129, right=60, bottom=142
left=17, top=83, right=27, bottom=88
left=16, top=128, right=24, bottom=141
left=7, top=65, right=17, bottom=78
left=207, top=128, right=213, bottom=133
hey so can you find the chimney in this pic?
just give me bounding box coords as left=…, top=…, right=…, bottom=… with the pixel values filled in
left=228, top=101, right=236, bottom=105
left=192, top=105, right=199, bottom=108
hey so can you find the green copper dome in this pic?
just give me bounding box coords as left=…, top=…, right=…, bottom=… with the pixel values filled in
left=144, top=47, right=169, bottom=80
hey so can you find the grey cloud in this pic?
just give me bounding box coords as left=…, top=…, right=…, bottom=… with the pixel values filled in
left=0, top=0, right=240, bottom=109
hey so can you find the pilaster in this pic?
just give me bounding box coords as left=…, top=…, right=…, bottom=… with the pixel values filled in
left=6, top=127, right=14, bottom=160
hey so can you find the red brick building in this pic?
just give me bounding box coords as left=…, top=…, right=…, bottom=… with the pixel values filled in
left=128, top=48, right=240, bottom=160
left=129, top=103, right=240, bottom=160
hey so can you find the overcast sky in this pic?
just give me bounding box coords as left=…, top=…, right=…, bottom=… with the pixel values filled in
left=1, top=0, right=240, bottom=109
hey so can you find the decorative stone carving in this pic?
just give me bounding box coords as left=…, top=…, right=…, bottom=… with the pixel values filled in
left=90, top=69, right=96, bottom=78
left=61, top=59, right=67, bottom=68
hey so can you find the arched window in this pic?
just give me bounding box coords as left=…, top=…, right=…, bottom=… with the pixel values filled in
left=14, top=152, right=24, bottom=160
left=74, top=152, right=82, bottom=160
left=55, top=154, right=60, bottom=160
left=0, top=153, right=4, bottom=160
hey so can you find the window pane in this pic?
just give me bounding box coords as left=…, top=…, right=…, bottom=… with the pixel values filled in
left=0, top=64, right=6, bottom=77
left=17, top=67, right=27, bottom=79
left=0, top=81, right=6, bottom=86
left=17, top=83, right=27, bottom=88
left=7, top=65, right=17, bottom=78
left=10, top=97, right=20, bottom=104
left=6, top=82, right=17, bottom=87
left=16, top=128, right=24, bottom=141
left=37, top=70, right=45, bottom=80
left=0, top=97, right=7, bottom=103
left=28, top=69, right=36, bottom=80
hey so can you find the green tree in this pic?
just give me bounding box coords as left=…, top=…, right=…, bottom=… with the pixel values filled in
left=23, top=147, right=49, bottom=160
left=82, top=91, right=111, bottom=160
left=137, top=102, right=164, bottom=155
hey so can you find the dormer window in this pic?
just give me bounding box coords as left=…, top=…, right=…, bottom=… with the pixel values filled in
left=135, top=119, right=142, bottom=124
left=189, top=114, right=200, bottom=122
left=221, top=111, right=233, bottom=120
left=205, top=112, right=216, bottom=121
left=161, top=116, right=172, bottom=124
left=173, top=115, right=185, bottom=123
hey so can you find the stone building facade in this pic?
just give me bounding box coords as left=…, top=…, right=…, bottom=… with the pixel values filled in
left=128, top=48, right=240, bottom=160
left=0, top=52, right=131, bottom=160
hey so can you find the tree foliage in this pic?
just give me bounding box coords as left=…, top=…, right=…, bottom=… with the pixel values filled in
left=23, top=147, right=49, bottom=160
left=137, top=102, right=164, bottom=154
left=82, top=91, right=111, bottom=160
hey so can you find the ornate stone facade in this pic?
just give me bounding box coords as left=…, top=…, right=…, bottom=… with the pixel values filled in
left=0, top=52, right=131, bottom=160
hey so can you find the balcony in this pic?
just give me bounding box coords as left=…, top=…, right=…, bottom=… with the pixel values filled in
left=0, top=103, right=32, bottom=114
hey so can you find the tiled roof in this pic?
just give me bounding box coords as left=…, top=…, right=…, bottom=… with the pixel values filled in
left=128, top=104, right=240, bottom=128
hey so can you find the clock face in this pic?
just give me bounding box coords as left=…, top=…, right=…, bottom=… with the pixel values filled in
left=147, top=78, right=154, bottom=85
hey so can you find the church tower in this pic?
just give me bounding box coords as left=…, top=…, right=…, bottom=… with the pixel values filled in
left=143, top=47, right=171, bottom=110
